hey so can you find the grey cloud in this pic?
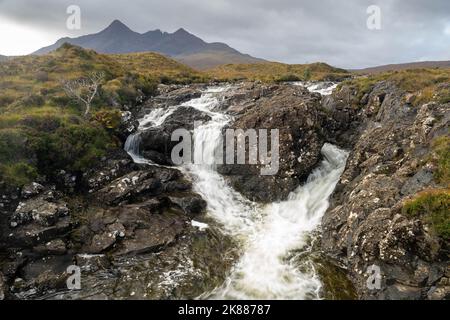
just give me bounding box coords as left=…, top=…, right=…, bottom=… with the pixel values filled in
left=0, top=0, right=448, bottom=68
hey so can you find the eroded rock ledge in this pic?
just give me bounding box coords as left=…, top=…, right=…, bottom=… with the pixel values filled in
left=321, top=81, right=449, bottom=300
left=0, top=85, right=235, bottom=300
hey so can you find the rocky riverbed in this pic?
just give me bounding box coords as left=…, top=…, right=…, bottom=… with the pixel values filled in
left=0, top=81, right=448, bottom=300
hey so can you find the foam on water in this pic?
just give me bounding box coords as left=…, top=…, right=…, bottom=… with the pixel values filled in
left=126, top=86, right=348, bottom=300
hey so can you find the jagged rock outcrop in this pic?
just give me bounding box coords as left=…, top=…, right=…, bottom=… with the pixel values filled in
left=322, top=81, right=450, bottom=300
left=218, top=84, right=337, bottom=202
left=141, top=106, right=212, bottom=165
left=150, top=85, right=204, bottom=108
left=0, top=91, right=213, bottom=299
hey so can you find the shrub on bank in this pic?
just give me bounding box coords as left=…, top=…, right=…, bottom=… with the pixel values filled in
left=0, top=111, right=117, bottom=187
left=432, top=135, right=450, bottom=187
left=403, top=189, right=450, bottom=240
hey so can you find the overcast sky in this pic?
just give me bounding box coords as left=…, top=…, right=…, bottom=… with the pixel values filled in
left=0, top=0, right=449, bottom=68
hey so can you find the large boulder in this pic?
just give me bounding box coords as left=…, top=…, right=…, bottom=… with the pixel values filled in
left=74, top=200, right=190, bottom=256
left=94, top=167, right=191, bottom=206
left=11, top=192, right=69, bottom=228
left=218, top=85, right=332, bottom=202
left=140, top=106, right=211, bottom=165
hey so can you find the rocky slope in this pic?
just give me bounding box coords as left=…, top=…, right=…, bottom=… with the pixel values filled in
left=210, top=80, right=449, bottom=299
left=321, top=82, right=449, bottom=300
left=0, top=86, right=237, bottom=300
left=0, top=79, right=447, bottom=300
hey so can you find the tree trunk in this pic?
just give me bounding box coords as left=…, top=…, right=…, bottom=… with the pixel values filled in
left=84, top=103, right=91, bottom=118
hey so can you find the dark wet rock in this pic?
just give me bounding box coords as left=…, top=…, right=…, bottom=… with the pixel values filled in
left=0, top=183, right=21, bottom=214
left=75, top=254, right=111, bottom=273
left=322, top=81, right=450, bottom=300
left=151, top=85, right=203, bottom=107
left=94, top=167, right=190, bottom=206
left=87, top=231, right=121, bottom=254
left=33, top=239, right=67, bottom=256
left=42, top=227, right=237, bottom=300
left=79, top=203, right=188, bottom=256
left=113, top=212, right=186, bottom=256
left=218, top=85, right=329, bottom=202
left=2, top=188, right=72, bottom=249
left=427, top=277, right=450, bottom=300
left=21, top=183, right=45, bottom=199
left=166, top=106, right=212, bottom=130
left=0, top=272, right=6, bottom=300
left=54, top=170, right=78, bottom=193
left=12, top=217, right=73, bottom=247
left=22, top=255, right=73, bottom=282
left=11, top=193, right=69, bottom=228
left=95, top=171, right=162, bottom=206
left=166, top=194, right=207, bottom=216
left=0, top=85, right=219, bottom=301
left=117, top=111, right=139, bottom=143
left=10, top=255, right=73, bottom=299
left=219, top=82, right=280, bottom=114
left=83, top=149, right=136, bottom=193
left=140, top=106, right=212, bottom=165
left=1, top=257, right=27, bottom=279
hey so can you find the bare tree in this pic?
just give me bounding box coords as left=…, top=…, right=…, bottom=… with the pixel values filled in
left=61, top=72, right=105, bottom=117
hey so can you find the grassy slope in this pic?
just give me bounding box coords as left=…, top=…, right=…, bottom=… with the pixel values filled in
left=110, top=51, right=207, bottom=82
left=0, top=44, right=205, bottom=110
left=353, top=60, right=450, bottom=74
left=206, top=61, right=350, bottom=82
left=342, top=68, right=450, bottom=107
left=175, top=50, right=265, bottom=70
left=0, top=44, right=205, bottom=187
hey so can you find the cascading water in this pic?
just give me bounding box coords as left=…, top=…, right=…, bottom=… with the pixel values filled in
left=124, top=107, right=176, bottom=164
left=209, top=143, right=348, bottom=300
left=292, top=81, right=338, bottom=96
left=181, top=88, right=261, bottom=237
left=126, top=86, right=348, bottom=300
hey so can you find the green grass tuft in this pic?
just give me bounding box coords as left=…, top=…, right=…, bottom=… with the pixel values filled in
left=403, top=189, right=450, bottom=240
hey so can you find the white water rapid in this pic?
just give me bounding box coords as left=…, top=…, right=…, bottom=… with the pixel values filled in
left=124, top=107, right=176, bottom=164
left=125, top=86, right=349, bottom=300
left=292, top=81, right=338, bottom=96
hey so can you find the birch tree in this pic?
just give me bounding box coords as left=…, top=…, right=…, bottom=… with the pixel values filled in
left=61, top=72, right=104, bottom=117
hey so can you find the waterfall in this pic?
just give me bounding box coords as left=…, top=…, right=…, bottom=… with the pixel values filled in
left=125, top=86, right=349, bottom=300
left=291, top=81, right=338, bottom=96
left=182, top=89, right=261, bottom=237
left=208, top=143, right=348, bottom=300
left=124, top=107, right=176, bottom=165
left=124, top=132, right=145, bottom=164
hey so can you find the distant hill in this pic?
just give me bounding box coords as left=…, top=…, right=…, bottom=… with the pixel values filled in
left=0, top=55, right=8, bottom=62
left=207, top=62, right=349, bottom=82
left=33, top=20, right=264, bottom=70
left=353, top=60, right=450, bottom=74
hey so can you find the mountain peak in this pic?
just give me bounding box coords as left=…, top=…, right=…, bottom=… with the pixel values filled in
left=33, top=21, right=264, bottom=68
left=103, top=20, right=133, bottom=33
left=174, top=28, right=190, bottom=35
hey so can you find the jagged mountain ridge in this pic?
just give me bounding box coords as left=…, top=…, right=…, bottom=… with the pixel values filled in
left=33, top=20, right=264, bottom=69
